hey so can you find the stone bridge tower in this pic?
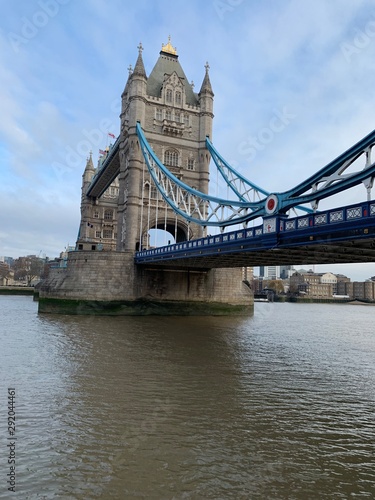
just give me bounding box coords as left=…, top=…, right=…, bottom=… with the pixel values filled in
left=117, top=38, right=214, bottom=251
left=38, top=39, right=253, bottom=316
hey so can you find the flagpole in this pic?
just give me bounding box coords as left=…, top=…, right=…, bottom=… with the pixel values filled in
left=105, top=132, right=116, bottom=155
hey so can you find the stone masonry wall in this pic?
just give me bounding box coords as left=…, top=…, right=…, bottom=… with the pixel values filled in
left=39, top=251, right=253, bottom=309
left=135, top=266, right=251, bottom=305
left=39, top=251, right=136, bottom=301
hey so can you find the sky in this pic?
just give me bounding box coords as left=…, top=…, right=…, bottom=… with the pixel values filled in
left=1, top=0, right=375, bottom=280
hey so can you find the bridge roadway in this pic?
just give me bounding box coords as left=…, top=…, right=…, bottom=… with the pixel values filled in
left=135, top=200, right=375, bottom=270
left=86, top=138, right=120, bottom=198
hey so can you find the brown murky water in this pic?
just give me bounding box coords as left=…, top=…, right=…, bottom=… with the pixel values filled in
left=1, top=296, right=374, bottom=498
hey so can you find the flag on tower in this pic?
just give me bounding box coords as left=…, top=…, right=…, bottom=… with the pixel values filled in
left=108, top=132, right=116, bottom=139
left=99, top=149, right=105, bottom=155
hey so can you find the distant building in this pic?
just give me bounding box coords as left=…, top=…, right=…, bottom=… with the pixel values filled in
left=280, top=265, right=294, bottom=279
left=256, top=267, right=374, bottom=301
left=252, top=276, right=264, bottom=295
left=320, top=272, right=338, bottom=294
left=337, top=280, right=375, bottom=301
left=0, top=256, right=14, bottom=267
left=259, top=266, right=280, bottom=279
left=259, top=265, right=294, bottom=280
left=290, top=269, right=337, bottom=297
left=0, top=261, right=12, bottom=286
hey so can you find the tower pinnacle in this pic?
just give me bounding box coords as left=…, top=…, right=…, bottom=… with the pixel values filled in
left=199, top=61, right=214, bottom=96
left=161, top=36, right=177, bottom=56
left=133, top=42, right=147, bottom=77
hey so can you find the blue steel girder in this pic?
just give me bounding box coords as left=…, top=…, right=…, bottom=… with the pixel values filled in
left=205, top=137, right=268, bottom=202
left=136, top=123, right=262, bottom=228
left=206, top=137, right=312, bottom=215
left=270, top=128, right=375, bottom=214
left=137, top=123, right=375, bottom=226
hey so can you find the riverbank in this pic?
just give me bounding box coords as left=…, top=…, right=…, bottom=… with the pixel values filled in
left=0, top=286, right=35, bottom=295
left=255, top=294, right=375, bottom=305
left=3, top=287, right=374, bottom=306
left=278, top=296, right=375, bottom=305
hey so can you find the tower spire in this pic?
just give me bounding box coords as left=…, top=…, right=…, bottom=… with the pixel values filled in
left=84, top=151, right=95, bottom=173
left=199, top=61, right=214, bottom=96
left=133, top=42, right=147, bottom=77
left=82, top=151, right=95, bottom=186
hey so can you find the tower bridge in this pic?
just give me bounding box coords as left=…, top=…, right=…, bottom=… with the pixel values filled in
left=39, top=39, right=375, bottom=316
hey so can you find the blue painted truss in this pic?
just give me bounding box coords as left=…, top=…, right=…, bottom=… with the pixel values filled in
left=136, top=123, right=375, bottom=227
left=206, top=136, right=312, bottom=215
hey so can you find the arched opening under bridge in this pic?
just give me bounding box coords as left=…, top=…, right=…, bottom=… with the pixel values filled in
left=139, top=219, right=195, bottom=250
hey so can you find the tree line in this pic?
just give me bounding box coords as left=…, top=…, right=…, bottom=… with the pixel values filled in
left=0, top=256, right=48, bottom=286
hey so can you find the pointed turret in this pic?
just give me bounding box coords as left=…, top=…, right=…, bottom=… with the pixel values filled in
left=132, top=42, right=147, bottom=78
left=198, top=62, right=214, bottom=142
left=120, top=64, right=133, bottom=132
left=122, top=64, right=133, bottom=97
left=126, top=43, right=147, bottom=127
left=199, top=62, right=214, bottom=97
left=82, top=152, right=95, bottom=184
left=79, top=152, right=96, bottom=245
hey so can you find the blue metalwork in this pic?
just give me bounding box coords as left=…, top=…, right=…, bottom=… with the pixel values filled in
left=87, top=125, right=375, bottom=231
left=206, top=136, right=312, bottom=214
left=136, top=123, right=262, bottom=227
left=135, top=199, right=375, bottom=266
left=205, top=136, right=268, bottom=202
left=137, top=123, right=375, bottom=226
left=270, top=128, right=375, bottom=213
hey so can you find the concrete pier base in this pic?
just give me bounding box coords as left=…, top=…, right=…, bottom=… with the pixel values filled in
left=38, top=251, right=253, bottom=316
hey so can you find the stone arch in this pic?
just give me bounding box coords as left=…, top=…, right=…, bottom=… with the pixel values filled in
left=140, top=217, right=190, bottom=249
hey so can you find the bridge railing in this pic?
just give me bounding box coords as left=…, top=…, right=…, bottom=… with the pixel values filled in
left=282, top=201, right=375, bottom=232
left=135, top=200, right=375, bottom=261
left=136, top=224, right=264, bottom=259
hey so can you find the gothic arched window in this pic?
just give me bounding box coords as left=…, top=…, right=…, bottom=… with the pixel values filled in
left=104, top=209, right=113, bottom=220
left=144, top=181, right=157, bottom=199
left=175, top=91, right=182, bottom=105
left=187, top=157, right=195, bottom=170
left=166, top=89, right=173, bottom=103
left=164, top=150, right=179, bottom=167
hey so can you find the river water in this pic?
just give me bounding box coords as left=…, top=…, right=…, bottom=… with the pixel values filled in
left=0, top=296, right=374, bottom=499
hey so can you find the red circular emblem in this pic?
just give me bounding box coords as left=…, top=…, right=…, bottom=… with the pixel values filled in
left=267, top=198, right=275, bottom=211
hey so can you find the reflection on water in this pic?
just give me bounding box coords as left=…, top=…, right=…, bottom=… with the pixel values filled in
left=0, top=296, right=374, bottom=498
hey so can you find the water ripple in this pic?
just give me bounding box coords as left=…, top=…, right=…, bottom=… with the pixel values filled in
left=0, top=298, right=374, bottom=498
